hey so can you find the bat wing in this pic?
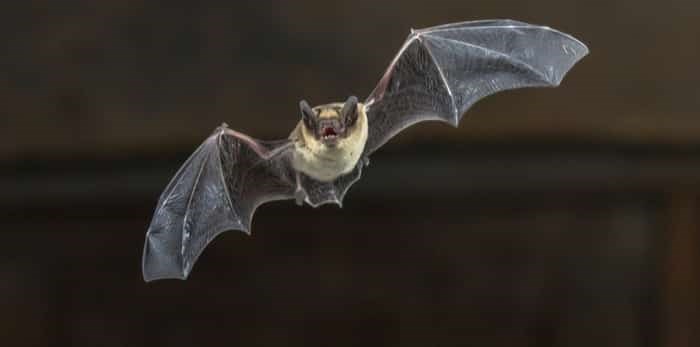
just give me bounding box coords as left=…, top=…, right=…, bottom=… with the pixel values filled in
left=142, top=125, right=298, bottom=281
left=142, top=125, right=363, bottom=281
left=363, top=19, right=589, bottom=154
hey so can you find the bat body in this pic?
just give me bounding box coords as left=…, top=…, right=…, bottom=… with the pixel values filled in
left=143, top=19, right=589, bottom=281
left=289, top=100, right=369, bottom=183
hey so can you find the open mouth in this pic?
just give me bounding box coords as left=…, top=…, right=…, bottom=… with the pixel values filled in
left=321, top=127, right=338, bottom=140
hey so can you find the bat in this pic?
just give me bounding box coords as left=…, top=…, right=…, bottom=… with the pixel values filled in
left=142, top=19, right=589, bottom=281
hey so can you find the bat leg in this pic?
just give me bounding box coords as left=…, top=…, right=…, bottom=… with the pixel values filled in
left=294, top=172, right=306, bottom=206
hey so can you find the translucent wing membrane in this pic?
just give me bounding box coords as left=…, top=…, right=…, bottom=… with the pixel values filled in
left=364, top=19, right=588, bottom=154
left=142, top=126, right=364, bottom=281
left=300, top=164, right=363, bottom=208
left=142, top=126, right=296, bottom=281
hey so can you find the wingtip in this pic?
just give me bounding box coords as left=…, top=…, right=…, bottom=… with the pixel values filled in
left=142, top=233, right=190, bottom=282
left=557, top=39, right=590, bottom=85
left=579, top=42, right=591, bottom=58
left=553, top=27, right=590, bottom=61
left=142, top=265, right=189, bottom=282
left=142, top=273, right=189, bottom=282
left=142, top=260, right=190, bottom=282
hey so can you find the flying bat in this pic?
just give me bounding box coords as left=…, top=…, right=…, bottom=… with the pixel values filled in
left=142, top=19, right=589, bottom=281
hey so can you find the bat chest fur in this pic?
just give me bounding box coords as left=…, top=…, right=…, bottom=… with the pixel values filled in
left=293, top=145, right=360, bottom=182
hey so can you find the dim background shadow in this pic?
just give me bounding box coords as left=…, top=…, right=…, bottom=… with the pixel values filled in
left=1, top=0, right=698, bottom=346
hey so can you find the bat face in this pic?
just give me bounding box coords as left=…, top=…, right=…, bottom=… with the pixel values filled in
left=300, top=96, right=359, bottom=147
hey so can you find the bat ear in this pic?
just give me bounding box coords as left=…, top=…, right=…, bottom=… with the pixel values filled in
left=341, top=95, right=358, bottom=125
left=299, top=100, right=315, bottom=129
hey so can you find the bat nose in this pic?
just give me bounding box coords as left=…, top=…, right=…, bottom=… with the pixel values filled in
left=318, top=119, right=341, bottom=130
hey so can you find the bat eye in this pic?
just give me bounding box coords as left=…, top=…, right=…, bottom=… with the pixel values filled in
left=299, top=100, right=316, bottom=129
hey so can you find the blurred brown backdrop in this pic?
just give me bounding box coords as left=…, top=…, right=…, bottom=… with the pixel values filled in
left=1, top=0, right=699, bottom=346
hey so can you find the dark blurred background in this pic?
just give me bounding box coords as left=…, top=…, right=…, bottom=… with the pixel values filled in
left=2, top=0, right=699, bottom=346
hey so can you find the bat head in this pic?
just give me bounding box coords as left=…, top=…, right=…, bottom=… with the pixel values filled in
left=299, top=96, right=360, bottom=147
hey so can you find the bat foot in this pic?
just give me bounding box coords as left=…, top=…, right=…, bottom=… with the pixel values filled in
left=362, top=156, right=370, bottom=167
left=294, top=188, right=306, bottom=206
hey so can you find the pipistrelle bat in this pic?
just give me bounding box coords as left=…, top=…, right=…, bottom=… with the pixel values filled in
left=142, top=19, right=588, bottom=281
